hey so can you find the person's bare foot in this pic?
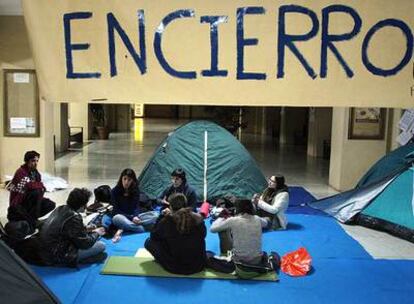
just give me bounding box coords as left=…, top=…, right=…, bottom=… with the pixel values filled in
left=112, top=229, right=123, bottom=243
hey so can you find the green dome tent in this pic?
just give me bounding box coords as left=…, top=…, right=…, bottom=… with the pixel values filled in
left=309, top=143, right=414, bottom=243
left=138, top=120, right=266, bottom=203
left=360, top=168, right=414, bottom=232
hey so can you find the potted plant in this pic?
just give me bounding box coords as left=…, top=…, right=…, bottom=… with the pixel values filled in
left=91, top=104, right=109, bottom=139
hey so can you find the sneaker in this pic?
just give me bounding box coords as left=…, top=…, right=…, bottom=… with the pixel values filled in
left=268, top=251, right=281, bottom=272
left=79, top=252, right=108, bottom=264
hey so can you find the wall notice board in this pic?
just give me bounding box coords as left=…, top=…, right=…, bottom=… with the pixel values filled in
left=3, top=69, right=39, bottom=137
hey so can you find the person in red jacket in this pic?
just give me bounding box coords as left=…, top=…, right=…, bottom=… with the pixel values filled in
left=7, top=151, right=56, bottom=234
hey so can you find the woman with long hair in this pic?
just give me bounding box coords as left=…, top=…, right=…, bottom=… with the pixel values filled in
left=252, top=174, right=289, bottom=230
left=102, top=168, right=158, bottom=243
left=144, top=193, right=207, bottom=275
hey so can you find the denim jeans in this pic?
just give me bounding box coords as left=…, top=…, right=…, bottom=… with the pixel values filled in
left=102, top=211, right=158, bottom=233
left=77, top=240, right=106, bottom=262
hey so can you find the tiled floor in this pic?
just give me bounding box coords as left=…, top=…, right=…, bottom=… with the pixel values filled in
left=1, top=118, right=413, bottom=259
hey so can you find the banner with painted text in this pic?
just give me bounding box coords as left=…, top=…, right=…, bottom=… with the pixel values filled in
left=23, top=0, right=414, bottom=107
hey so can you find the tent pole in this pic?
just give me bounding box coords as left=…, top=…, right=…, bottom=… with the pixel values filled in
left=238, top=107, right=243, bottom=141
left=411, top=165, right=414, bottom=217
left=204, top=130, right=208, bottom=202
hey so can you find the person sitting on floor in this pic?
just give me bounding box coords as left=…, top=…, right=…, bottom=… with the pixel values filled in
left=145, top=193, right=207, bottom=275
left=157, top=168, right=198, bottom=211
left=208, top=199, right=280, bottom=274
left=252, top=174, right=289, bottom=230
left=7, top=151, right=56, bottom=236
left=102, top=168, right=158, bottom=243
left=39, top=188, right=107, bottom=267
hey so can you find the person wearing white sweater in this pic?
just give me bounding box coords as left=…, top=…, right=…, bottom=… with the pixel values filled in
left=252, top=175, right=289, bottom=230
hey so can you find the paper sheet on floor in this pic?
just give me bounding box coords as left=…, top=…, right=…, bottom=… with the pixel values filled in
left=4, top=172, right=68, bottom=192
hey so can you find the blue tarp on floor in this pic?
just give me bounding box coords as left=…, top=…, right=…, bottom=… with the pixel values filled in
left=32, top=187, right=414, bottom=304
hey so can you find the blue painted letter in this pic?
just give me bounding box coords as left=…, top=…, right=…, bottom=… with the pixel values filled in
left=154, top=9, right=196, bottom=79
left=237, top=7, right=266, bottom=80
left=64, top=12, right=101, bottom=79
left=362, top=19, right=413, bottom=77
left=277, top=5, right=319, bottom=79
left=201, top=16, right=228, bottom=77
left=321, top=5, right=361, bottom=78
left=107, top=11, right=146, bottom=77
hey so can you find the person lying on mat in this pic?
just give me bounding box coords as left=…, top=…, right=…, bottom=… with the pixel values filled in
left=39, top=188, right=107, bottom=266
left=145, top=193, right=207, bottom=275
left=208, top=199, right=280, bottom=273
left=157, top=168, right=198, bottom=211
left=252, top=174, right=289, bottom=230
left=102, top=168, right=158, bottom=243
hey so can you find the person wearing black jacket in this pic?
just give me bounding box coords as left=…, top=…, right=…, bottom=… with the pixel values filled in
left=145, top=193, right=207, bottom=275
left=157, top=168, right=198, bottom=211
left=39, top=188, right=106, bottom=267
left=102, top=168, right=158, bottom=243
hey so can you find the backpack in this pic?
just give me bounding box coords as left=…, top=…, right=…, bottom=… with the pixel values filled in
left=94, top=185, right=112, bottom=202
left=87, top=185, right=112, bottom=213
left=1, top=220, right=48, bottom=266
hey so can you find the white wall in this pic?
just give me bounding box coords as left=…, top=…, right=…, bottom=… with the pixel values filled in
left=329, top=107, right=388, bottom=191
left=69, top=103, right=90, bottom=142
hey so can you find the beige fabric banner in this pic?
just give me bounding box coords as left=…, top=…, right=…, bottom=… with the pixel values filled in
left=23, top=0, right=414, bottom=107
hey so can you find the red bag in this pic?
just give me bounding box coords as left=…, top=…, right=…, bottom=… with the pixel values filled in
left=281, top=247, right=312, bottom=277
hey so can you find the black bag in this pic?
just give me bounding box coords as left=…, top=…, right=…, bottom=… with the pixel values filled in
left=4, top=220, right=34, bottom=240
left=12, top=235, right=49, bottom=266
left=87, top=185, right=112, bottom=213
left=94, top=185, right=111, bottom=203
left=1, top=220, right=48, bottom=266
